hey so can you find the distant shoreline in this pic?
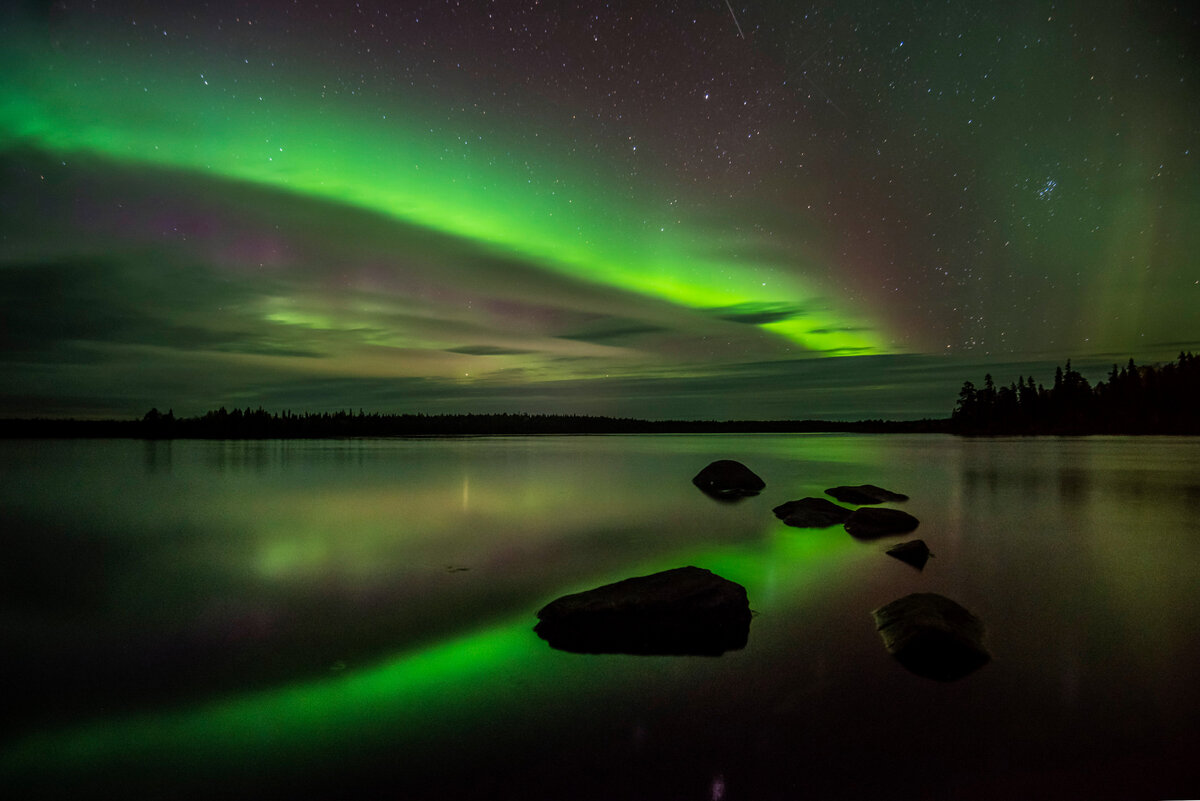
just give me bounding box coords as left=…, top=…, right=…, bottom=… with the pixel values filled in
left=0, top=413, right=953, bottom=439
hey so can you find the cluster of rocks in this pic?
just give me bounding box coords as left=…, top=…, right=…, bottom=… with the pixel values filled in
left=532, top=458, right=989, bottom=680
left=769, top=482, right=919, bottom=541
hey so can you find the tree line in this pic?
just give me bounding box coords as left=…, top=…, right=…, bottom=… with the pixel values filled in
left=131, top=409, right=948, bottom=437
left=951, top=351, right=1199, bottom=434
left=0, top=407, right=948, bottom=438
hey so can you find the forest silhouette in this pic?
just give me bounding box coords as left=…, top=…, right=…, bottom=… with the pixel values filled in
left=119, top=409, right=946, bottom=438
left=951, top=352, right=1199, bottom=435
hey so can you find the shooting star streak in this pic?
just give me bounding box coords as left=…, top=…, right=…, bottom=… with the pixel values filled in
left=724, top=0, right=745, bottom=39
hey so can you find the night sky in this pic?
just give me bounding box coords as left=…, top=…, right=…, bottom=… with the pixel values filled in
left=2, top=1, right=1197, bottom=420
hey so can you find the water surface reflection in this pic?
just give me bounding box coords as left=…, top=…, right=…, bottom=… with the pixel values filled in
left=2, top=435, right=1197, bottom=799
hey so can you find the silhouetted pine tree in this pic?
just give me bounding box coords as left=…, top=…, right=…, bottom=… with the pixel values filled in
left=951, top=352, right=1198, bottom=434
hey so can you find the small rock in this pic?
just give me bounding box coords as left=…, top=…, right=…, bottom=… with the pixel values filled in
left=844, top=507, right=920, bottom=538
left=772, top=497, right=853, bottom=527
left=872, top=593, right=990, bottom=681
left=825, top=484, right=909, bottom=505
left=886, top=539, right=933, bottom=570
left=692, top=460, right=765, bottom=499
left=534, top=566, right=751, bottom=655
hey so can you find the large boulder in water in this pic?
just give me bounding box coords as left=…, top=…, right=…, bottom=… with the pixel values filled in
left=844, top=507, right=920, bottom=539
left=534, top=566, right=751, bottom=655
left=825, top=484, right=909, bottom=504
left=692, top=460, right=765, bottom=499
left=772, top=497, right=853, bottom=528
left=872, top=593, right=990, bottom=681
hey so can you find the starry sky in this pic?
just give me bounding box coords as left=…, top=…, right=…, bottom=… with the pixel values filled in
left=2, top=1, right=1197, bottom=420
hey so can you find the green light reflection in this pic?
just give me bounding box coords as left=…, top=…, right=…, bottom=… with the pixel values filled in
left=0, top=524, right=856, bottom=786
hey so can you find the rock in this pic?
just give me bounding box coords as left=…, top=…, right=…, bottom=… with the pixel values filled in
left=534, top=566, right=752, bottom=655
left=692, top=460, right=765, bottom=499
left=844, top=507, right=920, bottom=538
left=772, top=497, right=853, bottom=527
left=872, top=593, right=990, bottom=681
left=824, top=484, right=909, bottom=504
left=886, top=539, right=933, bottom=570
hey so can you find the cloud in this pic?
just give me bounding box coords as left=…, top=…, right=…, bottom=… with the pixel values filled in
left=444, top=345, right=537, bottom=356
left=5, top=148, right=829, bottom=365
left=0, top=257, right=325, bottom=357
left=218, top=353, right=966, bottom=421
left=555, top=323, right=671, bottom=343
left=707, top=302, right=808, bottom=325
left=807, top=326, right=871, bottom=335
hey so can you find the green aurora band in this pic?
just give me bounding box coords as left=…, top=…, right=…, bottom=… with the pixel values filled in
left=0, top=34, right=884, bottom=356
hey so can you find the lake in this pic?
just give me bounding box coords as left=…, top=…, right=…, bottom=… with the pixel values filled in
left=2, top=434, right=1198, bottom=799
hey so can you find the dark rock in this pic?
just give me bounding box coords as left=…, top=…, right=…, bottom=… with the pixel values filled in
left=886, top=539, right=933, bottom=570
left=872, top=593, right=990, bottom=681
left=844, top=507, right=920, bottom=539
left=534, top=566, right=751, bottom=655
left=692, top=460, right=765, bottom=499
left=825, top=484, right=909, bottom=504
left=772, top=497, right=853, bottom=527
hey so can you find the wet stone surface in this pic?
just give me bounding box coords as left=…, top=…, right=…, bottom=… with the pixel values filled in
left=534, top=566, right=752, bottom=656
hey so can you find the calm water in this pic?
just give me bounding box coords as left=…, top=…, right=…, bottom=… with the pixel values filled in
left=2, top=434, right=1198, bottom=799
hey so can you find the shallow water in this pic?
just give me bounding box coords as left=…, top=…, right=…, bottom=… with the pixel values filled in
left=2, top=434, right=1198, bottom=799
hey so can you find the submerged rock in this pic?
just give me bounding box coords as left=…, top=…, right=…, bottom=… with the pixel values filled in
left=844, top=507, right=920, bottom=539
left=886, top=539, right=933, bottom=570
left=534, top=566, right=751, bottom=655
left=872, top=593, right=990, bottom=681
left=772, top=497, right=853, bottom=528
left=825, top=484, right=909, bottom=505
left=692, top=460, right=765, bottom=499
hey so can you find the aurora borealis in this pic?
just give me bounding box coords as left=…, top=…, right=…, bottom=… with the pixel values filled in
left=2, top=1, right=1197, bottom=419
